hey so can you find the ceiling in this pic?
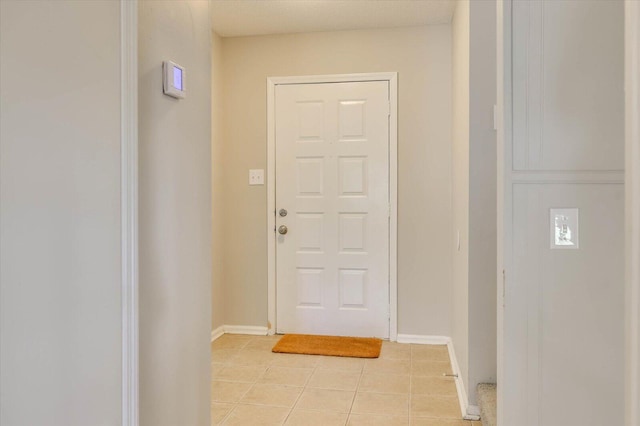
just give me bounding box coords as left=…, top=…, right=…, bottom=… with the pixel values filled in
left=210, top=0, right=457, bottom=38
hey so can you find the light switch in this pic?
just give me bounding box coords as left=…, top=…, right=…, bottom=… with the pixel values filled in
left=550, top=208, right=579, bottom=249
left=249, top=169, right=264, bottom=185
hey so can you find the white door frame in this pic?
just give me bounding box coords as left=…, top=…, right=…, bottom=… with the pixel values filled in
left=120, top=0, right=138, bottom=425
left=625, top=2, right=640, bottom=424
left=496, top=1, right=511, bottom=423
left=266, top=73, right=398, bottom=341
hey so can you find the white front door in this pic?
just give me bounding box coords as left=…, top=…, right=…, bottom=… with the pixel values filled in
left=275, top=81, right=390, bottom=338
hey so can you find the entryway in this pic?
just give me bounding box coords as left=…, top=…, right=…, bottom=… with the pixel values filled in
left=211, top=334, right=473, bottom=425
left=267, top=74, right=398, bottom=339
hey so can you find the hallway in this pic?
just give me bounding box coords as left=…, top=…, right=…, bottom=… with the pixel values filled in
left=211, top=334, right=482, bottom=425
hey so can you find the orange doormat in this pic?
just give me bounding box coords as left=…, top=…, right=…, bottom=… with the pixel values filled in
left=272, top=334, right=382, bottom=358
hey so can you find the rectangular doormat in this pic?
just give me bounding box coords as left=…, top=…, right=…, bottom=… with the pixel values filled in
left=272, top=334, right=382, bottom=358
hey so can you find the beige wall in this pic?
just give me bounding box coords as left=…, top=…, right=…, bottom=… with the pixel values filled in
left=451, top=0, right=497, bottom=407
left=467, top=0, right=497, bottom=405
left=215, top=26, right=453, bottom=335
left=139, top=1, right=212, bottom=425
left=451, top=0, right=470, bottom=404
left=0, top=1, right=122, bottom=424
left=212, top=31, right=225, bottom=330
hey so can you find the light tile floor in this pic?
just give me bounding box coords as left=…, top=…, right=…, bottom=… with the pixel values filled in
left=211, top=334, right=482, bottom=426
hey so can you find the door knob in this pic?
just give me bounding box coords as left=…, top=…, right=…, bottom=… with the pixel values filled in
left=279, top=208, right=288, bottom=217
left=278, top=225, right=288, bottom=235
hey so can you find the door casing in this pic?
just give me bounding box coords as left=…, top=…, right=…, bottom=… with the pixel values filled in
left=625, top=2, right=640, bottom=424
left=266, top=73, right=398, bottom=341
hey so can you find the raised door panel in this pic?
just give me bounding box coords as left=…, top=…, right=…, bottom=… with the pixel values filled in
left=512, top=0, right=624, bottom=171
left=512, top=183, right=624, bottom=426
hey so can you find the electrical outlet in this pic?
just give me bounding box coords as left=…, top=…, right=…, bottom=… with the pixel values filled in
left=550, top=208, right=579, bottom=249
left=249, top=169, right=264, bottom=185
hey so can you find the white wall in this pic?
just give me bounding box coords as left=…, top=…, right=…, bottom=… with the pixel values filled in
left=467, top=0, right=497, bottom=405
left=451, top=0, right=471, bottom=403
left=216, top=26, right=453, bottom=336
left=138, top=1, right=212, bottom=425
left=506, top=1, right=625, bottom=424
left=451, top=0, right=497, bottom=407
left=0, top=1, right=122, bottom=424
left=211, top=31, right=225, bottom=331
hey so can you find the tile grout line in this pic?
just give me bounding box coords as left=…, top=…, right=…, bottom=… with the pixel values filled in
left=281, top=356, right=319, bottom=425
left=212, top=337, right=237, bottom=425
left=344, top=358, right=366, bottom=426
left=215, top=335, right=265, bottom=425
left=214, top=338, right=463, bottom=425
left=244, top=337, right=298, bottom=425
left=409, top=344, right=413, bottom=426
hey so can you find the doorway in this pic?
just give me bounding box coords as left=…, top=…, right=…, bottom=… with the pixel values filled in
left=266, top=73, right=398, bottom=339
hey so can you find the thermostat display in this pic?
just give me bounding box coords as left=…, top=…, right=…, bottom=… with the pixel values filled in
left=163, top=61, right=186, bottom=99
left=173, top=66, right=183, bottom=91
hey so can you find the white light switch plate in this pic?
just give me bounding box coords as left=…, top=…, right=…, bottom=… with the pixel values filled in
left=249, top=169, right=264, bottom=185
left=550, top=208, right=579, bottom=249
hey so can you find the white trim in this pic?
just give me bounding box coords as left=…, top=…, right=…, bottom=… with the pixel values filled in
left=511, top=170, right=625, bottom=184
left=211, top=325, right=267, bottom=341
left=467, top=405, right=481, bottom=418
left=625, top=2, right=640, bottom=424
left=396, top=334, right=450, bottom=345
left=268, top=72, right=399, bottom=86
left=496, top=0, right=511, bottom=424
left=388, top=73, right=398, bottom=342
left=446, top=339, right=481, bottom=421
left=224, top=325, right=269, bottom=336
left=120, top=1, right=138, bottom=426
left=266, top=72, right=399, bottom=340
left=397, top=335, right=479, bottom=420
left=267, top=77, right=276, bottom=335
left=211, top=326, right=225, bottom=342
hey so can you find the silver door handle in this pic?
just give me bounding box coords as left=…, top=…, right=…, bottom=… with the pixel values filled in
left=278, top=225, right=288, bottom=235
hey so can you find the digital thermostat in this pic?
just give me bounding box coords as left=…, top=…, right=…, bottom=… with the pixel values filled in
left=163, top=61, right=186, bottom=99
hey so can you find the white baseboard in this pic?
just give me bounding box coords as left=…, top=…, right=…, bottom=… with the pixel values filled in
left=224, top=325, right=269, bottom=335
left=467, top=404, right=481, bottom=417
left=396, top=334, right=450, bottom=345
left=446, top=339, right=481, bottom=421
left=211, top=325, right=225, bottom=342
left=395, top=334, right=479, bottom=421
left=210, top=325, right=269, bottom=342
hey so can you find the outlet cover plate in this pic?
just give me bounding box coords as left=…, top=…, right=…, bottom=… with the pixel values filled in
left=249, top=169, right=264, bottom=185
left=550, top=208, right=579, bottom=249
